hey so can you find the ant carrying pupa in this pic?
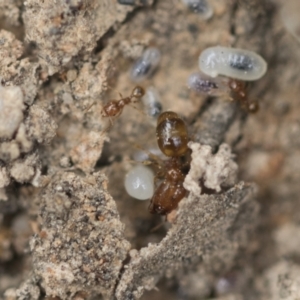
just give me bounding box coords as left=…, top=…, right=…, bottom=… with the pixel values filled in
left=125, top=111, right=191, bottom=215
left=188, top=46, right=268, bottom=113
left=149, top=111, right=190, bottom=215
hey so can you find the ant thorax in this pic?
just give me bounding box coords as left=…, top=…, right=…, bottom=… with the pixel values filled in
left=102, top=100, right=122, bottom=117
left=166, top=164, right=185, bottom=182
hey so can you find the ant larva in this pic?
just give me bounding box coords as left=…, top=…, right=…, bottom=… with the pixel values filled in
left=148, top=111, right=190, bottom=215
left=102, top=85, right=145, bottom=119
left=142, top=87, right=163, bottom=120
left=130, top=48, right=161, bottom=83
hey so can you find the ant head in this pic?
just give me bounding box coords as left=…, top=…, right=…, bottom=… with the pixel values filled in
left=131, top=86, right=145, bottom=101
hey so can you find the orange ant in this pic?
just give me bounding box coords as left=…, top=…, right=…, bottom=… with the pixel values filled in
left=148, top=111, right=190, bottom=215
left=101, top=86, right=145, bottom=119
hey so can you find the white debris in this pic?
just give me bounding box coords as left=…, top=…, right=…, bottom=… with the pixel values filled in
left=184, top=142, right=238, bottom=195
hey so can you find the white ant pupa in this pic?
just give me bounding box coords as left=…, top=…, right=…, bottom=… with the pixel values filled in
left=199, top=46, right=267, bottom=81
left=130, top=48, right=161, bottom=83
left=142, top=87, right=163, bottom=120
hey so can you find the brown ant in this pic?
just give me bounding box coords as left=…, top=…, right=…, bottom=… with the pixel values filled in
left=148, top=111, right=190, bottom=215
left=188, top=73, right=259, bottom=113
left=228, top=79, right=259, bottom=113
left=102, top=86, right=145, bottom=119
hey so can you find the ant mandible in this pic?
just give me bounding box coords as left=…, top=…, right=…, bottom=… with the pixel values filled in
left=148, top=111, right=190, bottom=215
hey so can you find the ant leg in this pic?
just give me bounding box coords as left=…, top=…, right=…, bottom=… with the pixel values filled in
left=129, top=103, right=147, bottom=116
left=133, top=144, right=165, bottom=168
left=101, top=112, right=114, bottom=131
left=124, top=158, right=152, bottom=165
left=85, top=102, right=96, bottom=113
left=154, top=173, right=163, bottom=185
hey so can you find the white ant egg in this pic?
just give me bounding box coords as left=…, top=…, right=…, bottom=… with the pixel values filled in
left=125, top=165, right=154, bottom=200
left=199, top=46, right=267, bottom=81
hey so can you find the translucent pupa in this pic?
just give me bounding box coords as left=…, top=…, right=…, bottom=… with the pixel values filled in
left=130, top=48, right=161, bottom=82
left=199, top=46, right=267, bottom=81
left=142, top=87, right=163, bottom=119
left=181, top=0, right=213, bottom=20
left=148, top=111, right=190, bottom=215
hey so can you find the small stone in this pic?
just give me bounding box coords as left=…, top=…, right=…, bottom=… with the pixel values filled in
left=0, top=86, right=24, bottom=139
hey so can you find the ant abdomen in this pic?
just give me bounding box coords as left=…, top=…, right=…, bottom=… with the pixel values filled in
left=148, top=166, right=186, bottom=215
left=156, top=111, right=189, bottom=157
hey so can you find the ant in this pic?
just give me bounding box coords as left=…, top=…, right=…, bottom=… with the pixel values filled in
left=188, top=73, right=259, bottom=113
left=102, top=86, right=145, bottom=119
left=228, top=79, right=259, bottom=113
left=148, top=111, right=190, bottom=215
